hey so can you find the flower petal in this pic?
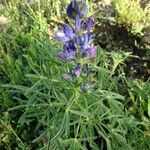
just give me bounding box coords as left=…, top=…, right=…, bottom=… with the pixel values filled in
left=67, top=41, right=76, bottom=52
left=86, top=46, right=97, bottom=58
left=58, top=41, right=76, bottom=61
left=75, top=15, right=81, bottom=31
left=58, top=51, right=76, bottom=61
left=75, top=33, right=92, bottom=52
left=66, top=1, right=74, bottom=18
left=82, top=17, right=94, bottom=30
left=84, top=32, right=90, bottom=43
left=75, top=35, right=84, bottom=46
left=55, top=31, right=69, bottom=42
left=61, top=24, right=74, bottom=39
left=74, top=64, right=81, bottom=77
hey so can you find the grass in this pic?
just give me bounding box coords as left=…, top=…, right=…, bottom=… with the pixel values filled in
left=0, top=0, right=150, bottom=149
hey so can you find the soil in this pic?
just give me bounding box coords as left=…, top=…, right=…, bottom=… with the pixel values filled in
left=94, top=20, right=150, bottom=80
left=91, top=0, right=150, bottom=81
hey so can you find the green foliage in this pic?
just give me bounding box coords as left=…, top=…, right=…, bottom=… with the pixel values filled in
left=127, top=79, right=150, bottom=122
left=1, top=45, right=140, bottom=149
left=0, top=0, right=149, bottom=149
left=112, top=0, right=150, bottom=35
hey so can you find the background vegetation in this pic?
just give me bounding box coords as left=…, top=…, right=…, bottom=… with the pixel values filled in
left=0, top=0, right=150, bottom=149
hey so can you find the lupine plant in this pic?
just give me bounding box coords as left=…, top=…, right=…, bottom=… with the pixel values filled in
left=1, top=0, right=148, bottom=149
left=55, top=0, right=96, bottom=91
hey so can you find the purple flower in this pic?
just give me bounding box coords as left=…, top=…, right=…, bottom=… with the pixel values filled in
left=82, top=17, right=94, bottom=30
left=61, top=24, right=74, bottom=39
left=66, top=1, right=75, bottom=18
left=85, top=46, right=97, bottom=58
left=56, top=0, right=97, bottom=86
left=67, top=40, right=76, bottom=51
left=55, top=24, right=74, bottom=43
left=66, top=1, right=78, bottom=19
left=62, top=64, right=81, bottom=80
left=66, top=0, right=88, bottom=19
left=58, top=41, right=76, bottom=61
left=72, top=64, right=81, bottom=77
left=55, top=31, right=69, bottom=43
left=75, top=35, right=85, bottom=50
left=75, top=32, right=95, bottom=52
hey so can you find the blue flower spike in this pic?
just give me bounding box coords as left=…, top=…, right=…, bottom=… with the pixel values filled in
left=55, top=0, right=97, bottom=91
